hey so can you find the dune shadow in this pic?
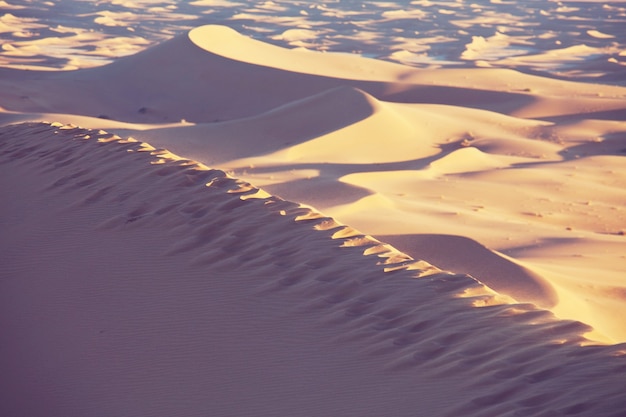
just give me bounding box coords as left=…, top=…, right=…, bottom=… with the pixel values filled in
left=261, top=177, right=373, bottom=210
left=378, top=233, right=558, bottom=309
left=0, top=30, right=544, bottom=124
left=376, top=84, right=537, bottom=115
left=561, top=131, right=626, bottom=159
left=542, top=108, right=626, bottom=124
left=231, top=139, right=468, bottom=179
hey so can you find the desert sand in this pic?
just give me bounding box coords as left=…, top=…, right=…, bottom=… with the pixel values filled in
left=1, top=1, right=626, bottom=416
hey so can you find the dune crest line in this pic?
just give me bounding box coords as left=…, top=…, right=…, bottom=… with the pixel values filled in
left=2, top=122, right=626, bottom=416
left=1, top=24, right=626, bottom=342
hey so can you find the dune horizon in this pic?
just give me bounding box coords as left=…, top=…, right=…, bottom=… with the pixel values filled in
left=1, top=1, right=626, bottom=416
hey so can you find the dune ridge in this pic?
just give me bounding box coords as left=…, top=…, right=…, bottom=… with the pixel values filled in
left=132, top=86, right=388, bottom=166
left=2, top=0, right=624, bottom=85
left=2, top=25, right=625, bottom=124
left=2, top=1, right=626, bottom=413
left=2, top=122, right=626, bottom=417
left=1, top=25, right=626, bottom=343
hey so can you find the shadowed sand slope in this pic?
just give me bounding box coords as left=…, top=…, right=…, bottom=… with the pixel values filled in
left=135, top=86, right=387, bottom=165
left=1, top=25, right=625, bottom=343
left=1, top=25, right=625, bottom=124
left=2, top=123, right=626, bottom=417
left=141, top=86, right=420, bottom=167
left=379, top=234, right=558, bottom=309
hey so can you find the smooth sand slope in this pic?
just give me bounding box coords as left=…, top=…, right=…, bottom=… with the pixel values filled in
left=2, top=24, right=624, bottom=342
left=2, top=123, right=626, bottom=417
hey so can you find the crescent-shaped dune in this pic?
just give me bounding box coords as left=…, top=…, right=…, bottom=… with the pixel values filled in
left=2, top=25, right=625, bottom=123
left=2, top=24, right=626, bottom=342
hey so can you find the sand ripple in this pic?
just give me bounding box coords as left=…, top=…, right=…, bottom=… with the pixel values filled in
left=1, top=122, right=625, bottom=416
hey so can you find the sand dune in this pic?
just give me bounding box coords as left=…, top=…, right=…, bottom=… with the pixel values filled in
left=2, top=1, right=624, bottom=83
left=2, top=3, right=626, bottom=414
left=2, top=24, right=626, bottom=344
left=3, top=25, right=625, bottom=124
left=133, top=86, right=389, bottom=165
left=2, top=123, right=626, bottom=417
left=378, top=233, right=558, bottom=309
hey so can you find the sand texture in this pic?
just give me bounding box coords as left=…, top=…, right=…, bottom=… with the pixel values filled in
left=1, top=1, right=626, bottom=415
left=2, top=122, right=625, bottom=417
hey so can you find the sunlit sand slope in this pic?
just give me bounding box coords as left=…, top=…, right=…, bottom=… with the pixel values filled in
left=1, top=25, right=625, bottom=343
left=2, top=25, right=625, bottom=124
left=1, top=122, right=626, bottom=417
